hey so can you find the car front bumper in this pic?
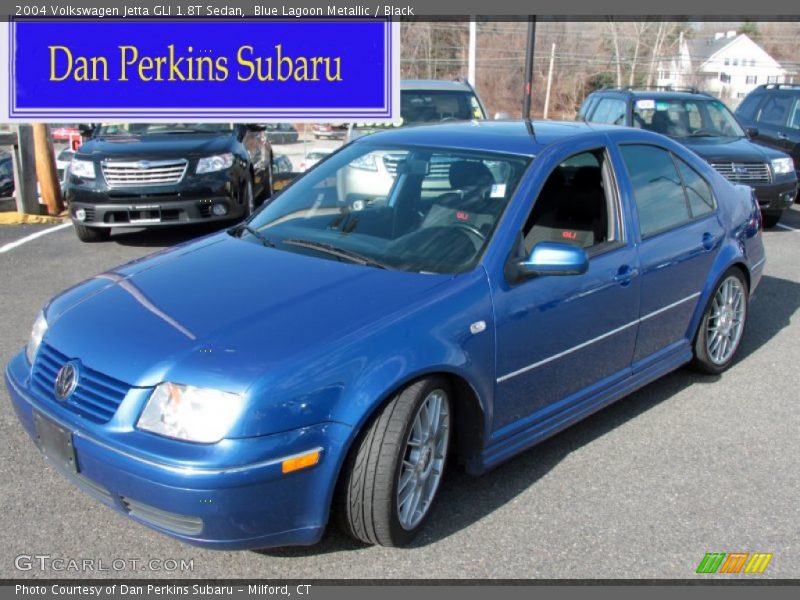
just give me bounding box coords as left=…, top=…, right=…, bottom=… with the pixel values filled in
left=5, top=351, right=351, bottom=550
left=751, top=180, right=797, bottom=215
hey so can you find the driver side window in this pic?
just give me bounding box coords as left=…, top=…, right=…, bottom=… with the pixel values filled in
left=521, top=149, right=617, bottom=255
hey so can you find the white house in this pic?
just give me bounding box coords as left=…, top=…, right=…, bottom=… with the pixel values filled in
left=656, top=31, right=790, bottom=106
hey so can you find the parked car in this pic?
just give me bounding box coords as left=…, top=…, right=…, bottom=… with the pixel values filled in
left=735, top=83, right=800, bottom=190
left=6, top=121, right=764, bottom=550
left=299, top=147, right=333, bottom=172
left=64, top=123, right=273, bottom=242
left=272, top=154, right=293, bottom=174
left=341, top=79, right=490, bottom=199
left=579, top=88, right=797, bottom=228
left=265, top=123, right=299, bottom=144
left=348, top=79, right=489, bottom=142
left=0, top=152, right=14, bottom=197
left=312, top=123, right=348, bottom=140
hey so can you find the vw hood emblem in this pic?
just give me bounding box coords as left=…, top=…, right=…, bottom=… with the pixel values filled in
left=54, top=361, right=80, bottom=401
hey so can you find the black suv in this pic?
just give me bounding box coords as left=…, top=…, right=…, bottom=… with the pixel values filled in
left=579, top=88, right=797, bottom=228
left=735, top=83, right=800, bottom=186
left=66, top=123, right=273, bottom=242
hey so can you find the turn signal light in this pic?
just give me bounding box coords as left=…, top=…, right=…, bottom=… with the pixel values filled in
left=281, top=449, right=321, bottom=474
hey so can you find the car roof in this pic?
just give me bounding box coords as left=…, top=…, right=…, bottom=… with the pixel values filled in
left=354, top=120, right=632, bottom=156
left=593, top=89, right=715, bottom=101
left=401, top=80, right=474, bottom=92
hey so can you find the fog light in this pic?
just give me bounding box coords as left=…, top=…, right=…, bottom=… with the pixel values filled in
left=74, top=208, right=86, bottom=222
left=211, top=203, right=228, bottom=216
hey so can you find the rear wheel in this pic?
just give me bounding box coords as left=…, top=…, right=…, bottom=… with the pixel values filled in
left=73, top=222, right=110, bottom=243
left=691, top=269, right=748, bottom=374
left=337, top=377, right=451, bottom=547
left=761, top=212, right=781, bottom=229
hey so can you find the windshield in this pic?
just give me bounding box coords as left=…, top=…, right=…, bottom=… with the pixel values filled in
left=244, top=143, right=530, bottom=274
left=632, top=98, right=745, bottom=138
left=96, top=123, right=235, bottom=136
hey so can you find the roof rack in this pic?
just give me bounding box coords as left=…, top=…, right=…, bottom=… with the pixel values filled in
left=600, top=85, right=704, bottom=94
left=762, top=83, right=800, bottom=90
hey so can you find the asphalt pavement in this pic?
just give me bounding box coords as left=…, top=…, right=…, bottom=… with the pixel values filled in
left=0, top=206, right=798, bottom=580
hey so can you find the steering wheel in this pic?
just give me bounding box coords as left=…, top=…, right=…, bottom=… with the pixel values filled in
left=452, top=222, right=486, bottom=242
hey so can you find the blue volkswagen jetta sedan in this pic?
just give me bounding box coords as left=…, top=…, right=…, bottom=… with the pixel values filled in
left=6, top=121, right=765, bottom=549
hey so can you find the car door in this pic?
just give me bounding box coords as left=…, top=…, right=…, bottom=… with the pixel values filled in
left=783, top=96, right=800, bottom=176
left=490, top=142, right=641, bottom=434
left=752, top=92, right=794, bottom=154
left=615, top=142, right=723, bottom=366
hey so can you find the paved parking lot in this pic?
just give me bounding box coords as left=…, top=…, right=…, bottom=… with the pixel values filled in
left=1, top=207, right=798, bottom=579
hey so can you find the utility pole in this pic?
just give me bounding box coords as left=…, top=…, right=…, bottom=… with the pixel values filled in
left=33, top=123, right=64, bottom=215
left=543, top=43, right=556, bottom=119
left=522, top=16, right=537, bottom=119
left=468, top=19, right=477, bottom=87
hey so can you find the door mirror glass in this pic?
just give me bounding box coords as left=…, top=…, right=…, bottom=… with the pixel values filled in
left=518, top=242, right=589, bottom=277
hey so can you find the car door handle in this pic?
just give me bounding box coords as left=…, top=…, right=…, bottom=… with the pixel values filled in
left=614, top=265, right=638, bottom=286
left=702, top=232, right=720, bottom=251
left=777, top=132, right=789, bottom=140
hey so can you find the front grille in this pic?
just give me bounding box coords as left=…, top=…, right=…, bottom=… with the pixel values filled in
left=31, top=344, right=130, bottom=424
left=710, top=162, right=771, bottom=184
left=383, top=154, right=453, bottom=179
left=102, top=159, right=187, bottom=188
left=122, top=497, right=203, bottom=535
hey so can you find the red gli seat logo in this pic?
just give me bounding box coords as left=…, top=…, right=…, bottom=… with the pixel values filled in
left=456, top=211, right=470, bottom=221
left=562, top=230, right=577, bottom=240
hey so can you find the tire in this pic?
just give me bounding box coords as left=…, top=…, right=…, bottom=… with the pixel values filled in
left=691, top=268, right=749, bottom=374
left=337, top=377, right=452, bottom=547
left=761, top=212, right=781, bottom=229
left=73, top=222, right=110, bottom=243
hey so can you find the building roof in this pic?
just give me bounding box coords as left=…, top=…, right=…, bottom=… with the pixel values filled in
left=687, top=35, right=738, bottom=64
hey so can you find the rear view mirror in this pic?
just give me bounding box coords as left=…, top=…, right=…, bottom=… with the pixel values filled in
left=394, top=158, right=429, bottom=176
left=517, top=242, right=589, bottom=277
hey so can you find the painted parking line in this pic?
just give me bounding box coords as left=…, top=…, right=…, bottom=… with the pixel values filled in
left=776, top=223, right=798, bottom=232
left=0, top=222, right=72, bottom=254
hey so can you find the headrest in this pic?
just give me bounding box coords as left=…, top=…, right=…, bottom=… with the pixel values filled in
left=449, top=161, right=495, bottom=190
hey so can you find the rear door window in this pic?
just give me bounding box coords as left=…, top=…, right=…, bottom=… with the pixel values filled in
left=757, top=95, right=792, bottom=126
left=589, top=98, right=627, bottom=125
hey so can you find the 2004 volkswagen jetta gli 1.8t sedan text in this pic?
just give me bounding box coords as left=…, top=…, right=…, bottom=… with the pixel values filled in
left=6, top=121, right=765, bottom=549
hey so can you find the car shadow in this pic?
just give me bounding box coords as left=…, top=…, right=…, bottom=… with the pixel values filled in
left=255, top=275, right=800, bottom=556
left=109, top=223, right=228, bottom=248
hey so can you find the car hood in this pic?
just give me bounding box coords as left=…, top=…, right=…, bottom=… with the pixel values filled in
left=677, top=136, right=786, bottom=162
left=77, top=134, right=234, bottom=160
left=43, top=233, right=451, bottom=390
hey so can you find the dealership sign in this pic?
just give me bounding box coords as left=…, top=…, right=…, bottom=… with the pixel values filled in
left=0, top=20, right=399, bottom=121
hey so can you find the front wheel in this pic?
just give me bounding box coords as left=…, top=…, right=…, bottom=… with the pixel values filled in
left=337, top=377, right=451, bottom=547
left=73, top=222, right=110, bottom=243
left=691, top=269, right=749, bottom=374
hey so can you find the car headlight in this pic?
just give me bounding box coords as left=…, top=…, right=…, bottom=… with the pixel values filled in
left=349, top=153, right=378, bottom=171
left=137, top=382, right=244, bottom=443
left=69, top=158, right=95, bottom=179
left=196, top=153, right=234, bottom=174
left=771, top=157, right=795, bottom=175
left=26, top=311, right=47, bottom=365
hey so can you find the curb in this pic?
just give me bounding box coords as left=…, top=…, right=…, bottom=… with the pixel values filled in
left=0, top=212, right=68, bottom=225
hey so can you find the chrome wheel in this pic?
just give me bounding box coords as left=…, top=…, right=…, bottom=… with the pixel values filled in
left=397, top=389, right=450, bottom=531
left=706, top=275, right=746, bottom=365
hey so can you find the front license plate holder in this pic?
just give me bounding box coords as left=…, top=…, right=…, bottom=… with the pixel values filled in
left=129, top=207, right=162, bottom=224
left=34, top=412, right=77, bottom=473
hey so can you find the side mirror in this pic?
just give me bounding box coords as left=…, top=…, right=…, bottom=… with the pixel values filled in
left=78, top=124, right=95, bottom=136
left=745, top=126, right=759, bottom=138
left=517, top=242, right=589, bottom=277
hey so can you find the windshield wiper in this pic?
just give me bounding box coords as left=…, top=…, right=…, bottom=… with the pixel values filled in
left=283, top=239, right=389, bottom=269
left=687, top=130, right=725, bottom=137
left=231, top=223, right=276, bottom=248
